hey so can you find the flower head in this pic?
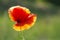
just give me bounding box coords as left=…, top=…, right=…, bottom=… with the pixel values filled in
left=8, top=5, right=37, bottom=31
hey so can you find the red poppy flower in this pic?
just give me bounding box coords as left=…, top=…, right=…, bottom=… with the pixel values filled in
left=8, top=6, right=37, bottom=31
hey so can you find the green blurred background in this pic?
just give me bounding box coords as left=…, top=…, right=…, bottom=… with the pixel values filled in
left=0, top=0, right=60, bottom=40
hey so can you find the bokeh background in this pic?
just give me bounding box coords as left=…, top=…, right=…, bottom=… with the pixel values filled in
left=0, top=0, right=60, bottom=40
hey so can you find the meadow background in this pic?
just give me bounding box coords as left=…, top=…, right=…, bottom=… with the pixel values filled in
left=0, top=0, right=60, bottom=40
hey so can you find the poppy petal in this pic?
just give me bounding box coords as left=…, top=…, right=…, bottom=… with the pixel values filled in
left=13, top=24, right=30, bottom=31
left=8, top=6, right=31, bottom=22
left=13, top=14, right=37, bottom=31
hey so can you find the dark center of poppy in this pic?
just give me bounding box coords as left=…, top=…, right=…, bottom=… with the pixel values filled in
left=15, top=19, right=26, bottom=26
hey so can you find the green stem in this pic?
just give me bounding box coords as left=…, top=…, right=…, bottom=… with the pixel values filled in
left=21, top=31, right=25, bottom=40
left=18, top=31, right=25, bottom=40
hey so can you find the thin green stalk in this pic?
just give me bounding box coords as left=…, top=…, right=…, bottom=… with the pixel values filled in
left=21, top=31, right=25, bottom=40
left=18, top=31, right=25, bottom=40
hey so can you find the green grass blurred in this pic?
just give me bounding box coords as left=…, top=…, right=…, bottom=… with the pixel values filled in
left=0, top=11, right=60, bottom=40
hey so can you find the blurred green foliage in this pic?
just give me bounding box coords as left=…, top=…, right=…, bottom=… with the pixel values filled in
left=0, top=0, right=60, bottom=40
left=46, top=0, right=60, bottom=6
left=0, top=12, right=60, bottom=40
left=0, top=0, right=60, bottom=15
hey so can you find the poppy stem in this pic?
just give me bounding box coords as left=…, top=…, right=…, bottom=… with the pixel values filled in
left=18, top=31, right=25, bottom=40
left=21, top=31, right=25, bottom=40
